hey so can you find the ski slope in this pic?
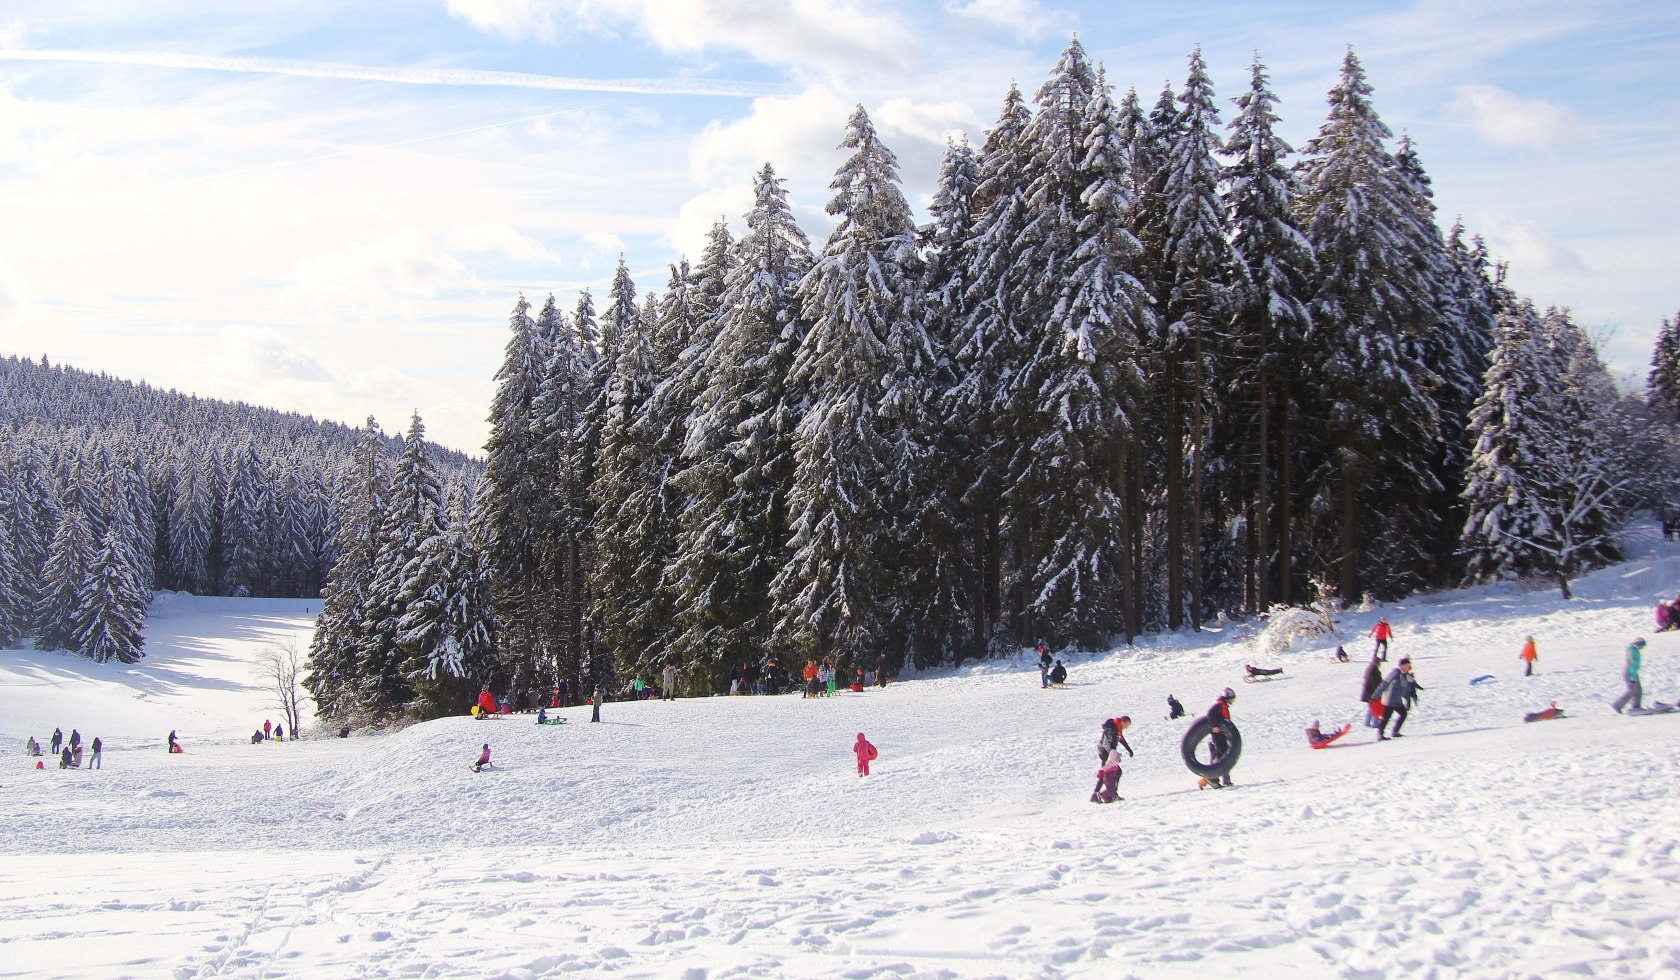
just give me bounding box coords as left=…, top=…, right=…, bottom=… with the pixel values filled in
left=4, top=532, right=1680, bottom=977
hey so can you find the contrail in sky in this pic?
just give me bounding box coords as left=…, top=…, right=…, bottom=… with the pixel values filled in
left=0, top=48, right=790, bottom=98
left=179, top=105, right=606, bottom=184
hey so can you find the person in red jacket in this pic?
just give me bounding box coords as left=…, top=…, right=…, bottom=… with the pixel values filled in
left=476, top=688, right=497, bottom=717
left=1369, top=617, right=1393, bottom=661
left=853, top=733, right=878, bottom=777
left=473, top=743, right=492, bottom=772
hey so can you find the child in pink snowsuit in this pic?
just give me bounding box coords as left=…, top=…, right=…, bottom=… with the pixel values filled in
left=854, top=733, right=878, bottom=777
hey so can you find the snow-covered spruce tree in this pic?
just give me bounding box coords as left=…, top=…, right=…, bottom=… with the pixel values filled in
left=1221, top=54, right=1315, bottom=613
left=1462, top=300, right=1555, bottom=583
left=916, top=136, right=984, bottom=661
left=591, top=290, right=669, bottom=683
left=354, top=411, right=444, bottom=716
left=691, top=219, right=736, bottom=321
left=1159, top=46, right=1240, bottom=626
left=481, top=294, right=550, bottom=688
left=72, top=526, right=148, bottom=664
left=305, top=419, right=390, bottom=722
left=0, top=522, right=25, bottom=648
left=2, top=443, right=57, bottom=624
left=1016, top=69, right=1152, bottom=647
left=1648, top=312, right=1680, bottom=424
left=34, top=508, right=96, bottom=652
left=168, top=459, right=212, bottom=593
left=1293, top=49, right=1441, bottom=601
left=1000, top=39, right=1102, bottom=647
left=618, top=265, right=705, bottom=681
left=219, top=443, right=264, bottom=597
left=1536, top=308, right=1644, bottom=588
left=1465, top=304, right=1641, bottom=597
left=674, top=164, right=813, bottom=685
left=772, top=106, right=920, bottom=663
left=396, top=511, right=498, bottom=719
left=954, top=83, right=1035, bottom=651
left=525, top=293, right=594, bottom=691
left=1394, top=138, right=1494, bottom=587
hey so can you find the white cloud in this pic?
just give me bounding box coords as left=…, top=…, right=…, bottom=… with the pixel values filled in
left=446, top=0, right=917, bottom=78
left=0, top=18, right=25, bottom=49
left=690, top=85, right=853, bottom=188
left=0, top=254, right=28, bottom=330
left=0, top=47, right=786, bottom=98
left=873, top=97, right=983, bottom=148
left=1479, top=215, right=1588, bottom=279
left=943, top=0, right=1070, bottom=41
left=286, top=232, right=470, bottom=317
left=1449, top=83, right=1580, bottom=151
left=667, top=184, right=754, bottom=261
left=192, top=325, right=332, bottom=383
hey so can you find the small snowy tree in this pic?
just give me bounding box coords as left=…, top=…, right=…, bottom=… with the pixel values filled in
left=35, top=509, right=96, bottom=652
left=73, top=526, right=148, bottom=664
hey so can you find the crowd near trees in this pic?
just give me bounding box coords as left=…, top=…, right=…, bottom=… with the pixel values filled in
left=311, top=39, right=1676, bottom=721
left=7, top=41, right=1671, bottom=726
left=0, top=356, right=479, bottom=666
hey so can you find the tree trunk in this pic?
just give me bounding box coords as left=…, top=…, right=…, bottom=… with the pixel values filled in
left=1256, top=342, right=1271, bottom=615
left=1190, top=316, right=1204, bottom=631
left=1165, top=354, right=1184, bottom=631
left=1339, top=449, right=1359, bottom=603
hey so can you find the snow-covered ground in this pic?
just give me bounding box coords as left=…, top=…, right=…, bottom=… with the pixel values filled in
left=5, top=533, right=1680, bottom=978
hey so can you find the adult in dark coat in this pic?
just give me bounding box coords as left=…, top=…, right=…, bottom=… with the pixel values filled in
left=1360, top=655, right=1384, bottom=704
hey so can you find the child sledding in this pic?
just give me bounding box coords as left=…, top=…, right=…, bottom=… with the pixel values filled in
left=1305, top=720, right=1352, bottom=748
left=1522, top=702, right=1566, bottom=723
left=1243, top=663, right=1284, bottom=683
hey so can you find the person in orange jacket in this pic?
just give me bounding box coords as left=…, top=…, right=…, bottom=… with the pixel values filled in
left=853, top=733, right=878, bottom=777
left=1520, top=636, right=1538, bottom=677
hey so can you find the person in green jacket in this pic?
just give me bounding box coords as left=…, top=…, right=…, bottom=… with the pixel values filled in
left=1612, top=637, right=1645, bottom=714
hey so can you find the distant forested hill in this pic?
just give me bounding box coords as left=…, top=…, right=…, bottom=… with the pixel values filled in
left=0, top=354, right=480, bottom=663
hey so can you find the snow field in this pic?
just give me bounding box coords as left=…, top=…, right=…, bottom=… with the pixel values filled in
left=4, top=530, right=1680, bottom=976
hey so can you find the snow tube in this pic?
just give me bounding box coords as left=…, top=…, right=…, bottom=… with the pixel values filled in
left=1180, top=716, right=1242, bottom=779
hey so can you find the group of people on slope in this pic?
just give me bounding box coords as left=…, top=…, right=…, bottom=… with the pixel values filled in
left=26, top=728, right=102, bottom=769
left=1654, top=595, right=1680, bottom=633
left=1036, top=644, right=1068, bottom=687
left=249, top=719, right=289, bottom=744
left=1360, top=653, right=1423, bottom=740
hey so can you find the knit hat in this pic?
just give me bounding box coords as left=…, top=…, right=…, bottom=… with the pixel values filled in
left=1634, top=637, right=1647, bottom=648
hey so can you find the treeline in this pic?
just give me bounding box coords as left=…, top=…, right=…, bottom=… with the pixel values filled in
left=304, top=41, right=1669, bottom=722
left=0, top=355, right=480, bottom=662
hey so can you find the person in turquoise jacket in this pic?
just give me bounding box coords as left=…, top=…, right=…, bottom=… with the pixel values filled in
left=1612, top=637, right=1645, bottom=714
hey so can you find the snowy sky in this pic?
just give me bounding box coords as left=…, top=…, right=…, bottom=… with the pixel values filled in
left=1, top=1, right=1675, bottom=454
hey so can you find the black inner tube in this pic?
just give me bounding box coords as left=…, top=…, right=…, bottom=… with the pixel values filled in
left=1181, top=715, right=1242, bottom=778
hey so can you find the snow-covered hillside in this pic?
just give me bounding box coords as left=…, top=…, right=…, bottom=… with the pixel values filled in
left=4, top=535, right=1680, bottom=977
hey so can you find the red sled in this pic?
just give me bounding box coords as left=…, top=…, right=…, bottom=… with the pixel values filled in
left=1308, top=723, right=1353, bottom=749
